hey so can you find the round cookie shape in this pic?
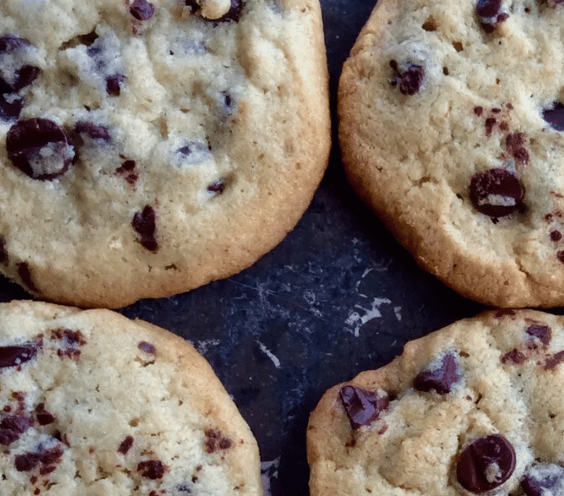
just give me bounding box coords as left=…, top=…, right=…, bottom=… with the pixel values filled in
left=0, top=0, right=330, bottom=308
left=338, top=0, right=564, bottom=307
left=0, top=300, right=262, bottom=496
left=307, top=309, right=564, bottom=495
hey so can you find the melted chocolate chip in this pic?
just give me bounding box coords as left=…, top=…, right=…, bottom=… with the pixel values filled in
left=505, top=132, right=529, bottom=165
left=339, top=385, right=389, bottom=429
left=132, top=205, right=158, bottom=252
left=0, top=415, right=32, bottom=445
left=551, top=230, right=562, bottom=242
left=544, top=350, right=564, bottom=371
left=414, top=353, right=460, bottom=394
left=106, top=74, right=125, bottom=96
left=522, top=463, right=564, bottom=496
left=116, top=160, right=139, bottom=186
left=74, top=121, right=110, bottom=141
left=0, top=36, right=40, bottom=92
left=457, top=434, right=516, bottom=493
left=207, top=179, right=226, bottom=195
left=389, top=61, right=425, bottom=96
left=543, top=102, right=564, bottom=131
left=11, top=65, right=41, bottom=93
left=137, top=460, right=166, bottom=480
left=130, top=0, right=155, bottom=20
left=118, top=435, right=134, bottom=454
left=0, top=344, right=38, bottom=368
left=6, top=118, right=75, bottom=180
left=469, top=168, right=524, bottom=218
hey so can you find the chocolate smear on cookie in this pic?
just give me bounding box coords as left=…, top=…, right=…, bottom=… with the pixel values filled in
left=414, top=352, right=461, bottom=394
left=456, top=434, right=516, bottom=493
left=132, top=205, right=158, bottom=252
left=339, top=385, right=389, bottom=429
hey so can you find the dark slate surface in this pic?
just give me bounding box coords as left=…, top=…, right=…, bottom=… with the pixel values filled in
left=0, top=0, right=494, bottom=494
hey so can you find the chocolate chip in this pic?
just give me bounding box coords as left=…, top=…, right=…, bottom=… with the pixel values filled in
left=474, top=106, right=484, bottom=116
left=501, top=348, right=527, bottom=365
left=0, top=93, right=24, bottom=121
left=476, top=0, right=509, bottom=33
left=207, top=179, right=226, bottom=195
left=6, top=118, right=75, bottom=180
left=0, top=415, right=32, bottom=445
left=522, top=463, right=564, bottom=496
left=0, top=344, right=38, bottom=368
left=15, top=452, right=40, bottom=472
left=543, top=102, right=564, bottom=131
left=106, top=74, right=125, bottom=96
left=0, top=36, right=40, bottom=92
left=34, top=403, right=55, bottom=426
left=116, top=160, right=139, bottom=186
left=456, top=434, right=516, bottom=493
left=132, top=205, right=158, bottom=252
left=414, top=353, right=460, bottom=394
left=138, top=341, right=156, bottom=354
left=505, top=132, right=529, bottom=165
left=74, top=121, right=110, bottom=141
left=544, top=350, right=564, bottom=371
left=204, top=428, right=233, bottom=453
left=339, top=385, right=389, bottom=430
left=526, top=324, right=552, bottom=346
left=469, top=168, right=524, bottom=218
left=130, top=0, right=155, bottom=20
left=389, top=61, right=425, bottom=96
left=137, top=460, right=167, bottom=480
left=118, top=435, right=134, bottom=454
left=551, top=230, right=563, bottom=242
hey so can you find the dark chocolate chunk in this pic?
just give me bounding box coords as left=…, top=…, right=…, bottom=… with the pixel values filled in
left=544, top=350, right=564, bottom=371
left=118, top=435, right=134, bottom=454
left=74, top=121, right=110, bottom=141
left=469, top=168, right=524, bottom=218
left=106, top=74, right=126, bottom=96
left=130, top=0, right=156, bottom=20
left=0, top=36, right=40, bottom=92
left=526, top=324, right=552, bottom=346
left=6, top=118, right=75, bottom=180
left=15, top=452, right=40, bottom=472
left=137, top=460, right=166, bottom=480
left=34, top=403, right=55, bottom=426
left=414, top=353, right=460, bottom=394
left=132, top=205, right=158, bottom=252
left=0, top=415, right=32, bottom=445
left=522, top=463, right=564, bottom=496
left=551, top=230, right=562, bottom=242
left=389, top=61, right=425, bottom=96
left=0, top=344, right=38, bottom=368
left=339, top=385, right=389, bottom=430
left=543, top=102, right=564, bottom=131
left=138, top=341, right=156, bottom=354
left=11, top=65, right=41, bottom=92
left=116, top=159, right=139, bottom=186
left=456, top=434, right=516, bottom=493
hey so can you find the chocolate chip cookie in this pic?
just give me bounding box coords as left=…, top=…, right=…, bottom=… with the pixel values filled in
left=0, top=300, right=262, bottom=496
left=0, top=0, right=330, bottom=308
left=339, top=0, right=564, bottom=307
left=307, top=309, right=564, bottom=495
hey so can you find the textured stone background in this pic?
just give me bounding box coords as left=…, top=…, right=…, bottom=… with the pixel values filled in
left=0, top=1, right=490, bottom=494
